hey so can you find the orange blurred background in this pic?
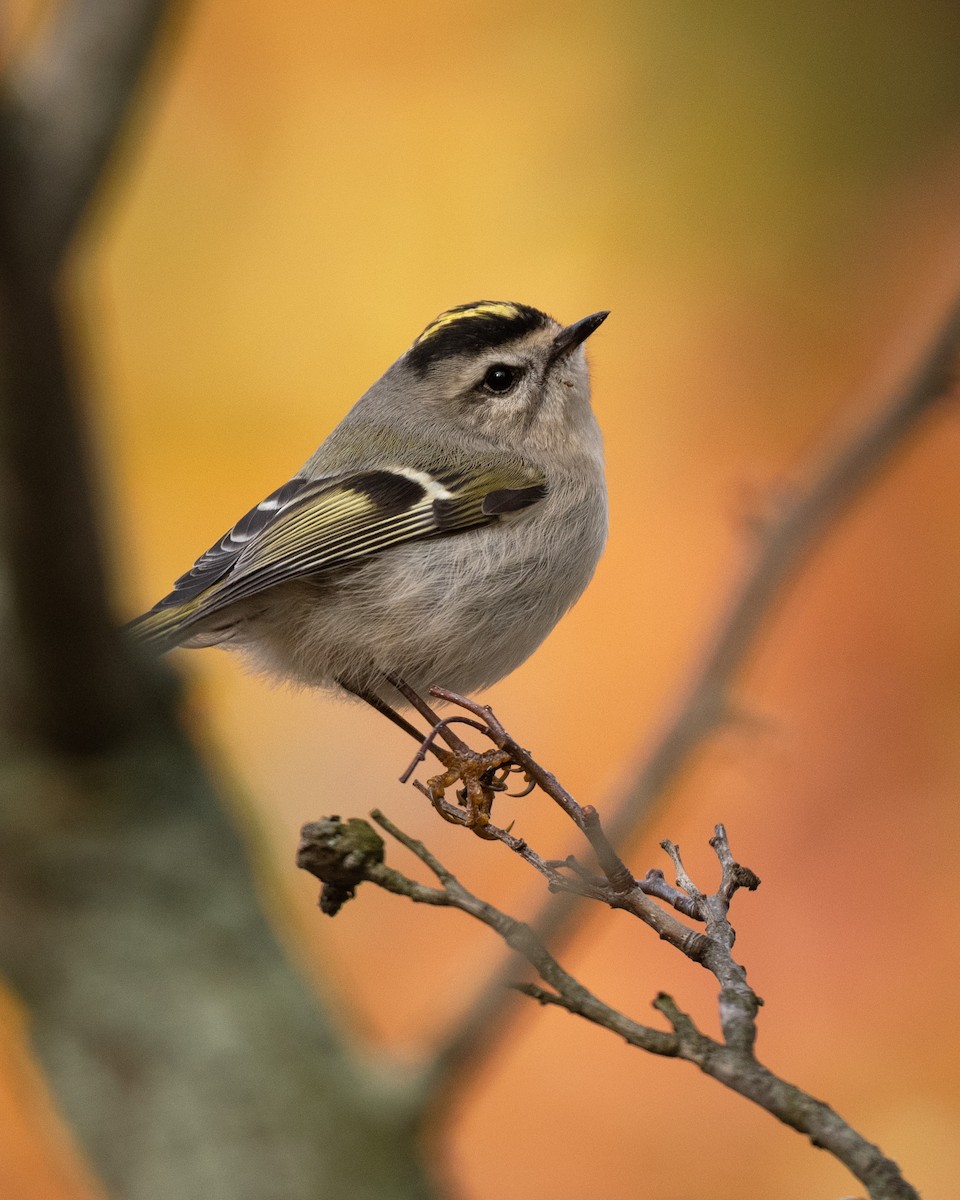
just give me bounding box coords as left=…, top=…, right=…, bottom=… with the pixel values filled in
left=3, top=2, right=960, bottom=1197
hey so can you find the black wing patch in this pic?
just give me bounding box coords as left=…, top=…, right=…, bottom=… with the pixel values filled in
left=481, top=483, right=549, bottom=515
left=348, top=469, right=426, bottom=516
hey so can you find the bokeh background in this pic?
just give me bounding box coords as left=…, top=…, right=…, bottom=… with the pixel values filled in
left=3, top=1, right=960, bottom=1196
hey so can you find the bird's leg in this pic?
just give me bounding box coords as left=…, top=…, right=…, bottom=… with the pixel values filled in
left=384, top=673, right=468, bottom=753
left=337, top=678, right=444, bottom=756
left=384, top=673, right=512, bottom=831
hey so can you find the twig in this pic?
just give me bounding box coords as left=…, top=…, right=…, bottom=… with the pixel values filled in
left=298, top=811, right=676, bottom=1063
left=298, top=815, right=919, bottom=1200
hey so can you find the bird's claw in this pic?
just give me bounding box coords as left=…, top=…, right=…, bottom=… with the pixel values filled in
left=426, top=746, right=513, bottom=833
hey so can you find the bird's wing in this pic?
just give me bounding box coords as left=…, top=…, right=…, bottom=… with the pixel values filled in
left=128, top=461, right=547, bottom=647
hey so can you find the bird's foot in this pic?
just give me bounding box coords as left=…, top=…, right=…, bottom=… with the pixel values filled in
left=424, top=745, right=513, bottom=836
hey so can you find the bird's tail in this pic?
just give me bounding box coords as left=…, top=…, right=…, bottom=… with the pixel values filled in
left=125, top=596, right=204, bottom=654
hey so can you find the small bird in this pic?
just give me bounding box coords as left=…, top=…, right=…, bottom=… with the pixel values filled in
left=129, top=301, right=608, bottom=727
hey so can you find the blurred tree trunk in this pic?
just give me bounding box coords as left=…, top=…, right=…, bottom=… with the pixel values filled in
left=0, top=5, right=436, bottom=1197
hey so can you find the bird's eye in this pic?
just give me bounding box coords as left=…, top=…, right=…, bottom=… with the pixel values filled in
left=482, top=364, right=519, bottom=394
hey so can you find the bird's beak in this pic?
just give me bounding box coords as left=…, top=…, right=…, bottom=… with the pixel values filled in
left=550, top=310, right=610, bottom=361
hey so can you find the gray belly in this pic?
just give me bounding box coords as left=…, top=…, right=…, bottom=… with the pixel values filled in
left=222, top=484, right=607, bottom=702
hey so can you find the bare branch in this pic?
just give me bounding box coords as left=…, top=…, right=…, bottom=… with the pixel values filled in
left=303, top=811, right=919, bottom=1200
left=578, top=804, right=635, bottom=892
left=660, top=838, right=703, bottom=901
left=297, top=811, right=678, bottom=1066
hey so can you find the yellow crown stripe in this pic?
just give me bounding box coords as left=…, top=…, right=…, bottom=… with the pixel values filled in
left=415, top=302, right=525, bottom=346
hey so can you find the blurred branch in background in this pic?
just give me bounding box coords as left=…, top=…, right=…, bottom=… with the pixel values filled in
left=607, top=290, right=960, bottom=841
left=0, top=6, right=436, bottom=1198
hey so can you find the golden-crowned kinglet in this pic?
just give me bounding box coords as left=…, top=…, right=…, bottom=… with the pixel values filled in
left=129, top=301, right=608, bottom=718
